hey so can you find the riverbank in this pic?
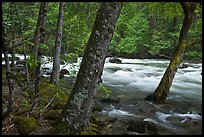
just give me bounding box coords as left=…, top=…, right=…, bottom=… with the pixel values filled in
left=107, top=52, right=202, bottom=63
left=2, top=56, right=202, bottom=135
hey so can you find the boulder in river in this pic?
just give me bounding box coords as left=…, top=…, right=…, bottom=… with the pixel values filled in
left=109, top=57, right=122, bottom=64
left=126, top=120, right=158, bottom=135
left=178, top=63, right=189, bottom=69
left=59, top=69, right=70, bottom=79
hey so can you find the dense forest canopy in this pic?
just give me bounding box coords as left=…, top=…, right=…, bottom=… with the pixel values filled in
left=2, top=2, right=202, bottom=60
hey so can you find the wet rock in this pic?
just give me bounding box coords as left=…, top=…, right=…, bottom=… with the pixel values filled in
left=59, top=69, right=70, bottom=79
left=92, top=103, right=103, bottom=112
left=109, top=57, right=122, bottom=64
left=178, top=63, right=189, bottom=69
left=100, top=97, right=120, bottom=103
left=45, top=71, right=52, bottom=75
left=126, top=120, right=158, bottom=135
left=123, top=102, right=155, bottom=114
left=122, top=131, right=147, bottom=135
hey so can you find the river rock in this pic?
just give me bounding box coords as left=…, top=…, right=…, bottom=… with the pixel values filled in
left=178, top=63, right=189, bottom=69
left=109, top=57, right=122, bottom=64
left=100, top=97, right=120, bottom=103
left=59, top=69, right=70, bottom=78
left=126, top=120, right=158, bottom=135
left=123, top=102, right=155, bottom=115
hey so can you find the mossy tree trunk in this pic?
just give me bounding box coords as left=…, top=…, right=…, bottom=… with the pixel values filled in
left=60, top=2, right=122, bottom=133
left=50, top=2, right=65, bottom=84
left=145, top=2, right=198, bottom=103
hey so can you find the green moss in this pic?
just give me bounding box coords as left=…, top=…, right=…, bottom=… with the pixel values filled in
left=44, top=110, right=62, bottom=121
left=53, top=102, right=66, bottom=110
left=15, top=116, right=37, bottom=135
left=51, top=122, right=79, bottom=135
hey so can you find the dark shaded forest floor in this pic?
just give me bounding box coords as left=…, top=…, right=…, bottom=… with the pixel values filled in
left=2, top=67, right=115, bottom=135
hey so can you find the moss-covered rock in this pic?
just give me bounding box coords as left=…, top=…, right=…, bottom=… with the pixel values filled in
left=15, top=116, right=37, bottom=135
left=50, top=121, right=80, bottom=135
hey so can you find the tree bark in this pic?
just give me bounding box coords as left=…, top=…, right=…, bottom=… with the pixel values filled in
left=145, top=2, right=198, bottom=103
left=50, top=2, right=65, bottom=84
left=2, top=9, right=14, bottom=121
left=30, top=2, right=48, bottom=113
left=60, top=2, right=122, bottom=133
left=10, top=3, right=15, bottom=70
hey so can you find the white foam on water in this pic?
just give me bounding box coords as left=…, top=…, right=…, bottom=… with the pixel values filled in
left=101, top=109, right=135, bottom=118
left=154, top=111, right=202, bottom=124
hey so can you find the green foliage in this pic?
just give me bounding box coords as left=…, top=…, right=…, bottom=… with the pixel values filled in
left=26, top=57, right=38, bottom=68
left=61, top=53, right=78, bottom=63
left=3, top=2, right=201, bottom=61
left=185, top=51, right=202, bottom=60
left=22, top=99, right=30, bottom=107
left=98, top=83, right=111, bottom=97
left=39, top=43, right=49, bottom=50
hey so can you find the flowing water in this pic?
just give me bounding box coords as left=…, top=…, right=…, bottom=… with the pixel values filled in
left=100, top=58, right=202, bottom=135
left=2, top=55, right=202, bottom=135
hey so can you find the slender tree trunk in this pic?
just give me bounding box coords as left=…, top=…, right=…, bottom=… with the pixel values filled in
left=149, top=15, right=157, bottom=30
left=60, top=2, right=122, bottom=133
left=50, top=2, right=65, bottom=84
left=10, top=3, right=15, bottom=70
left=23, top=46, right=30, bottom=85
left=2, top=10, right=14, bottom=121
left=30, top=2, right=48, bottom=113
left=13, top=3, right=30, bottom=85
left=145, top=2, right=197, bottom=103
left=11, top=48, right=15, bottom=70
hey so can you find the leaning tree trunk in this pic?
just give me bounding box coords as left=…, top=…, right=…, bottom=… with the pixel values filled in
left=60, top=2, right=122, bottom=133
left=145, top=2, right=198, bottom=103
left=50, top=2, right=65, bottom=84
left=30, top=2, right=48, bottom=113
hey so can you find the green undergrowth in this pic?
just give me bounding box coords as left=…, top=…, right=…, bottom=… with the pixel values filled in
left=49, top=115, right=105, bottom=135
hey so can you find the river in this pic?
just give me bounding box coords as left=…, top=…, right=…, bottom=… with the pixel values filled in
left=50, top=57, right=202, bottom=135
left=2, top=55, right=202, bottom=135
left=99, top=58, right=202, bottom=135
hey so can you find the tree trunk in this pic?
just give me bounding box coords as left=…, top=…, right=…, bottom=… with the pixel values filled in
left=13, top=2, right=31, bottom=85
left=10, top=3, right=15, bottom=70
left=149, top=15, right=157, bottom=30
left=145, top=2, right=197, bottom=103
left=30, top=2, right=48, bottom=113
left=60, top=2, right=122, bottom=133
left=50, top=2, right=65, bottom=84
left=2, top=10, right=14, bottom=121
